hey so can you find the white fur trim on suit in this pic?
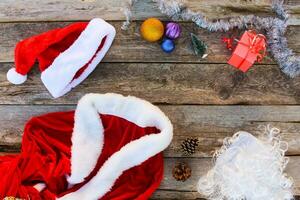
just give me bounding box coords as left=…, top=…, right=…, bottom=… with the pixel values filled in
left=41, top=18, right=116, bottom=98
left=33, top=183, right=46, bottom=192
left=7, top=68, right=27, bottom=84
left=57, top=93, right=173, bottom=200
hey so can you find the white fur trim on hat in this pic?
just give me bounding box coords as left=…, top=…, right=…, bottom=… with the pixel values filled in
left=7, top=68, right=27, bottom=84
left=41, top=18, right=116, bottom=98
left=57, top=93, right=173, bottom=200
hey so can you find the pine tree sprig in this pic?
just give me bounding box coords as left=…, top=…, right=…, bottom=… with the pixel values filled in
left=190, top=33, right=208, bottom=59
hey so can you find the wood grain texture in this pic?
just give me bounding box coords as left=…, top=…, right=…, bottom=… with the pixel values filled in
left=0, top=0, right=299, bottom=25
left=1, top=21, right=299, bottom=63
left=154, top=157, right=300, bottom=198
left=0, top=0, right=300, bottom=199
left=1, top=105, right=300, bottom=156
left=151, top=190, right=203, bottom=200
left=0, top=152, right=298, bottom=197
left=1, top=62, right=300, bottom=105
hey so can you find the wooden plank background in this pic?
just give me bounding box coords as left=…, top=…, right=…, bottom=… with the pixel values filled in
left=0, top=0, right=299, bottom=199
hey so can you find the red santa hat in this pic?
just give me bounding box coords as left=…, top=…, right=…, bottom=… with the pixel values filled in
left=0, top=93, right=173, bottom=199
left=6, top=18, right=116, bottom=98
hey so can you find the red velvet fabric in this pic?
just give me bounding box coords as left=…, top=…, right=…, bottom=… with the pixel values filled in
left=15, top=22, right=88, bottom=75
left=0, top=111, right=164, bottom=200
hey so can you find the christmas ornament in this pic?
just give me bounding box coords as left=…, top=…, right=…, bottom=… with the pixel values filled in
left=227, top=30, right=266, bottom=72
left=172, top=162, right=191, bottom=182
left=222, top=37, right=235, bottom=51
left=191, top=33, right=208, bottom=58
left=6, top=18, right=116, bottom=98
left=140, top=18, right=164, bottom=42
left=161, top=38, right=175, bottom=53
left=0, top=93, right=173, bottom=199
left=123, top=0, right=300, bottom=78
left=198, top=126, right=294, bottom=200
left=181, top=138, right=199, bottom=155
left=165, top=22, right=181, bottom=39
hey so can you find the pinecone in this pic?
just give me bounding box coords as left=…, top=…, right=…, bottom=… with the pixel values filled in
left=172, top=162, right=191, bottom=182
left=181, top=138, right=199, bottom=155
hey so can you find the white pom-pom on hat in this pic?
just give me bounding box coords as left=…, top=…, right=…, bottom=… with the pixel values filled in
left=7, top=68, right=27, bottom=85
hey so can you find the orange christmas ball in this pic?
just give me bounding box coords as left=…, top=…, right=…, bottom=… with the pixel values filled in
left=140, top=18, right=164, bottom=42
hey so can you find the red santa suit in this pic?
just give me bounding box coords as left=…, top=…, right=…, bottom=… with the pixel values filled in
left=0, top=93, right=173, bottom=200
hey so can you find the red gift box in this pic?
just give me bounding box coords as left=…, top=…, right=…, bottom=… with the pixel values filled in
left=228, top=30, right=266, bottom=72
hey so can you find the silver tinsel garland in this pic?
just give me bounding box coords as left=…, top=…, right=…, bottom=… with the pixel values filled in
left=122, top=0, right=300, bottom=78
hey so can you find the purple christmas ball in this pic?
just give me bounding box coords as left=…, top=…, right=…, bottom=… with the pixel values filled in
left=165, top=22, right=181, bottom=39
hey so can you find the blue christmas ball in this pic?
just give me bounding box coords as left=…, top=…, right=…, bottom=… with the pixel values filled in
left=161, top=39, right=175, bottom=53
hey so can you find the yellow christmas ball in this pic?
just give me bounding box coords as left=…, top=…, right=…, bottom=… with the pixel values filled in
left=140, top=18, right=164, bottom=42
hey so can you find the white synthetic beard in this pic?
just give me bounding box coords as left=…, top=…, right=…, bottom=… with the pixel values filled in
left=197, top=125, right=294, bottom=200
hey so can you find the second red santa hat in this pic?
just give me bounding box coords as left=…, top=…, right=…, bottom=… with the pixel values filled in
left=7, top=18, right=116, bottom=98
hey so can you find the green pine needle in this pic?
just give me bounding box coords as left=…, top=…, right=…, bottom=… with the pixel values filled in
left=191, top=33, right=208, bottom=58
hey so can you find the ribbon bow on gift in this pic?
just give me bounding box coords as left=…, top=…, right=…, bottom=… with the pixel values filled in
left=239, top=30, right=266, bottom=62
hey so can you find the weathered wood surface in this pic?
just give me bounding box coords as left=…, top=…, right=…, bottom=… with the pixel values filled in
left=1, top=104, right=300, bottom=197
left=2, top=62, right=300, bottom=105
left=1, top=22, right=299, bottom=63
left=0, top=152, right=298, bottom=197
left=1, top=105, right=300, bottom=157
left=154, top=192, right=300, bottom=200
left=0, top=0, right=299, bottom=25
left=151, top=190, right=203, bottom=200
left=1, top=0, right=300, bottom=199
left=157, top=157, right=300, bottom=197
